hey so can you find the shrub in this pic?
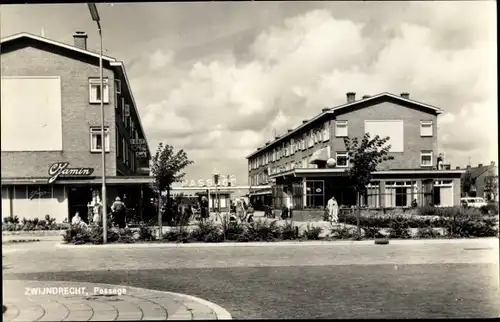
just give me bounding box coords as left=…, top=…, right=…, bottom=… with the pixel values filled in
left=224, top=221, right=245, bottom=241
left=330, top=224, right=361, bottom=240
left=3, top=215, right=19, bottom=224
left=190, top=221, right=223, bottom=243
left=388, top=215, right=412, bottom=239
left=416, top=227, right=442, bottom=239
left=162, top=227, right=190, bottom=242
left=62, top=225, right=91, bottom=244
left=239, top=219, right=281, bottom=242
left=444, top=213, right=498, bottom=238
left=303, top=224, right=322, bottom=240
left=281, top=220, right=298, bottom=240
left=480, top=203, right=499, bottom=215
left=137, top=225, right=156, bottom=241
left=362, top=226, right=383, bottom=238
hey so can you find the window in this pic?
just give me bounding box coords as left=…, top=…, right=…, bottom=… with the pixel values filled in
left=421, top=151, right=433, bottom=166
left=291, top=161, right=296, bottom=169
left=291, top=139, right=295, bottom=155
left=308, top=131, right=314, bottom=148
left=302, top=156, right=309, bottom=168
left=272, top=149, right=276, bottom=162
left=89, top=78, right=109, bottom=104
left=433, top=180, right=453, bottom=207
left=116, top=126, right=121, bottom=159
left=336, top=152, right=349, bottom=167
left=248, top=161, right=251, bottom=171
left=115, top=79, right=121, bottom=94
left=323, top=122, right=330, bottom=142
left=365, top=182, right=380, bottom=208
left=301, top=138, right=306, bottom=150
left=420, top=121, right=433, bottom=137
left=335, top=121, right=348, bottom=137
left=28, top=185, right=53, bottom=200
left=122, top=138, right=126, bottom=163
left=306, top=180, right=325, bottom=208
left=90, top=127, right=110, bottom=152
left=385, top=181, right=414, bottom=207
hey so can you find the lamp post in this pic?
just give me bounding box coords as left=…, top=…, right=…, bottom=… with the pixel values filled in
left=87, top=3, right=107, bottom=243
left=213, top=171, right=220, bottom=214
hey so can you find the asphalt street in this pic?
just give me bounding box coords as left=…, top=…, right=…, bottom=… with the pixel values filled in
left=3, top=239, right=500, bottom=319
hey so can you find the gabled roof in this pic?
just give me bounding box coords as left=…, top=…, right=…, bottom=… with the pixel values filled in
left=0, top=32, right=151, bottom=157
left=246, top=92, right=443, bottom=159
left=467, top=165, right=498, bottom=179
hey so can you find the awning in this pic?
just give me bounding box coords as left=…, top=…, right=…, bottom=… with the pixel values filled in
left=1, top=176, right=154, bottom=185
left=249, top=189, right=272, bottom=196
left=309, top=147, right=329, bottom=163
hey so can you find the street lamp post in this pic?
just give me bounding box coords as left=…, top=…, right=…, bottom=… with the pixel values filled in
left=88, top=3, right=107, bottom=243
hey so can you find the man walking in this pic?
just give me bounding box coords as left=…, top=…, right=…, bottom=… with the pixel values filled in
left=111, top=196, right=127, bottom=228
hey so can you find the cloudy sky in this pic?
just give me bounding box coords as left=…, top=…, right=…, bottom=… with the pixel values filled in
left=1, top=2, right=497, bottom=185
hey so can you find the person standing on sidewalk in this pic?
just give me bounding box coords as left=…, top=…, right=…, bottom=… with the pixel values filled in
left=111, top=197, right=127, bottom=228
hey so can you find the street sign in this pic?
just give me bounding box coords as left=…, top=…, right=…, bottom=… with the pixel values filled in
left=136, top=151, right=148, bottom=159
left=131, top=139, right=146, bottom=145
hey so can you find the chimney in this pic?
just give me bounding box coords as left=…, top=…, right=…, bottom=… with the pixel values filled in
left=400, top=92, right=410, bottom=99
left=467, top=165, right=471, bottom=169
left=478, top=164, right=483, bottom=168
left=322, top=108, right=329, bottom=112
left=362, top=95, right=371, bottom=99
left=456, top=166, right=460, bottom=170
left=346, top=92, right=356, bottom=103
left=73, top=31, right=88, bottom=50
left=302, top=120, right=308, bottom=124
left=491, top=161, right=495, bottom=167
left=287, top=129, right=293, bottom=133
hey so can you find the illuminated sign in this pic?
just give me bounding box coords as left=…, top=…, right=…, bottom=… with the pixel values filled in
left=48, top=162, right=94, bottom=184
left=181, top=176, right=237, bottom=188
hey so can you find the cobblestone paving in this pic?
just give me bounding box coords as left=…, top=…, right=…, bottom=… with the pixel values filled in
left=3, top=280, right=231, bottom=321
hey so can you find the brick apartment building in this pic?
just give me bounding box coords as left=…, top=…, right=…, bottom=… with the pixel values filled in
left=246, top=92, right=465, bottom=212
left=1, top=32, right=155, bottom=223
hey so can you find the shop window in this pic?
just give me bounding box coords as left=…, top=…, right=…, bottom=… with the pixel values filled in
left=336, top=152, right=349, bottom=167
left=115, top=79, right=121, bottom=94
left=90, top=127, right=110, bottom=152
left=28, top=185, right=52, bottom=200
left=365, top=182, right=380, bottom=208
left=89, top=78, right=109, bottom=104
left=306, top=180, right=324, bottom=208
left=433, top=180, right=453, bottom=206
left=384, top=181, right=414, bottom=207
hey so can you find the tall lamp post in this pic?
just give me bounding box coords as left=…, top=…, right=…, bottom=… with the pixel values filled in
left=87, top=3, right=107, bottom=243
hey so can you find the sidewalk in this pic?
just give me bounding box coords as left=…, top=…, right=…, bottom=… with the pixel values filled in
left=3, top=280, right=232, bottom=321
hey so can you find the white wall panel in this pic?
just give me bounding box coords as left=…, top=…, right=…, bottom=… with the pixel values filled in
left=364, top=120, right=404, bottom=152
left=1, top=76, right=63, bottom=151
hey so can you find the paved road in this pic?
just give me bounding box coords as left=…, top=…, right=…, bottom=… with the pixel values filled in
left=3, top=239, right=499, bottom=319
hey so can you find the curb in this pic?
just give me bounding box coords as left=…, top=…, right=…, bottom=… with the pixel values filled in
left=54, top=238, right=499, bottom=249
left=166, top=291, right=232, bottom=320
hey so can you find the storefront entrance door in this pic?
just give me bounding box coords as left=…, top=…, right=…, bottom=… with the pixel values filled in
left=68, top=187, right=92, bottom=222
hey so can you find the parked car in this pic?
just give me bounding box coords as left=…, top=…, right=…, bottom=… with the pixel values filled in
left=460, top=197, right=488, bottom=208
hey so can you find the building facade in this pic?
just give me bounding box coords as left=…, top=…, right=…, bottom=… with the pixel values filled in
left=1, top=32, right=153, bottom=223
left=247, top=92, right=464, bottom=210
left=461, top=162, right=498, bottom=201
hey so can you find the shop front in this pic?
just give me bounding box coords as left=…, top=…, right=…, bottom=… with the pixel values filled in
left=1, top=162, right=156, bottom=223
left=269, top=168, right=464, bottom=210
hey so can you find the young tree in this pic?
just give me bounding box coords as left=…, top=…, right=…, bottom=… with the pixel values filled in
left=461, top=170, right=474, bottom=197
left=150, top=143, right=194, bottom=236
left=343, top=133, right=394, bottom=237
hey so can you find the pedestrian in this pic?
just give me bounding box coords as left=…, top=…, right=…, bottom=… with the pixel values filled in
left=111, top=197, right=127, bottom=228
left=327, top=196, right=339, bottom=223
left=236, top=200, right=245, bottom=221
left=200, top=196, right=209, bottom=221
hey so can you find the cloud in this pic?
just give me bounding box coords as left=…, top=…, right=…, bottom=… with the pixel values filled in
left=130, top=3, right=496, bottom=183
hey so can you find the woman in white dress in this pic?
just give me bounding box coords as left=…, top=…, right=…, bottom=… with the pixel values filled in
left=327, top=196, right=339, bottom=223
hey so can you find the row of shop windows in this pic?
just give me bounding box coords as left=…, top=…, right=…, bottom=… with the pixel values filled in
left=2, top=186, right=57, bottom=200
left=273, top=180, right=454, bottom=209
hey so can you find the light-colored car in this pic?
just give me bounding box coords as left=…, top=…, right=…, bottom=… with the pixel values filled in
left=460, top=197, right=488, bottom=208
